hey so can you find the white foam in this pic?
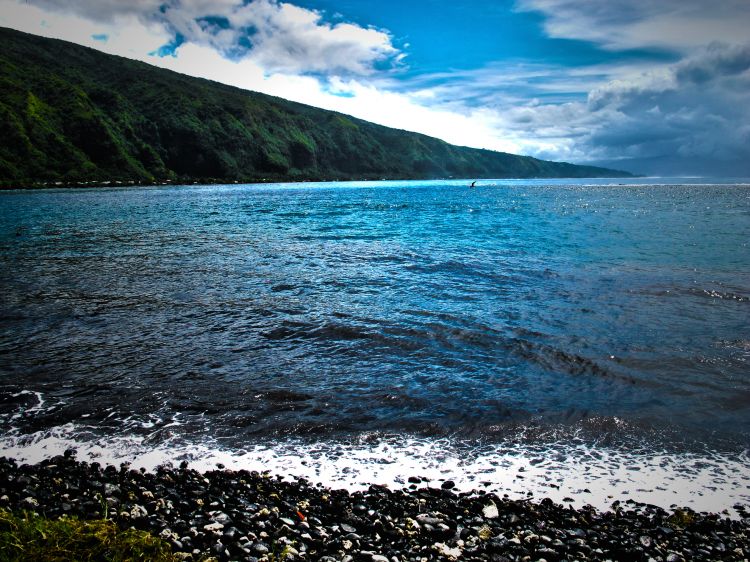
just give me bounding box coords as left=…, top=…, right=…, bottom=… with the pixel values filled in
left=9, top=390, right=46, bottom=422
left=2, top=426, right=749, bottom=516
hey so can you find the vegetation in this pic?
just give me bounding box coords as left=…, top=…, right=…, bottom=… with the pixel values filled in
left=0, top=509, right=178, bottom=561
left=0, top=27, right=632, bottom=187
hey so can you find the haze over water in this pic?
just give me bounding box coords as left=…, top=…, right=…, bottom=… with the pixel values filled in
left=1, top=179, right=749, bottom=512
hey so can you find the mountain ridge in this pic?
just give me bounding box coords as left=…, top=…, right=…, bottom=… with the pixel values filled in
left=0, top=27, right=633, bottom=186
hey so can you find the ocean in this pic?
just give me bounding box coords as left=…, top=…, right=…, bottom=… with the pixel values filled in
left=1, top=178, right=749, bottom=513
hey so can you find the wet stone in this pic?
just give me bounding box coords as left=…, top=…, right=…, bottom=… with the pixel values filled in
left=0, top=456, right=746, bottom=562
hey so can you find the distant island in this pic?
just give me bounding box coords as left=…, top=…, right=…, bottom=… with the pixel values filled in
left=0, top=27, right=633, bottom=187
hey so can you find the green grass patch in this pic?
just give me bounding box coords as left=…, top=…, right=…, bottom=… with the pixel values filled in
left=0, top=509, right=179, bottom=561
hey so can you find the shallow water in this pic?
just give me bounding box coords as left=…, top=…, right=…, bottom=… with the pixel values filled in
left=1, top=178, right=749, bottom=511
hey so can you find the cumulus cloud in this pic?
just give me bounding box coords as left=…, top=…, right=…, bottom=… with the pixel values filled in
left=675, top=42, right=750, bottom=84
left=505, top=43, right=750, bottom=174
left=16, top=0, right=400, bottom=75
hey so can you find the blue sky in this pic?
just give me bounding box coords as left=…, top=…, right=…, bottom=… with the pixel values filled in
left=1, top=0, right=749, bottom=176
left=294, top=0, right=673, bottom=73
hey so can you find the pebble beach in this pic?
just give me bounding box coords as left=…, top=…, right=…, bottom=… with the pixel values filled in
left=2, top=452, right=749, bottom=561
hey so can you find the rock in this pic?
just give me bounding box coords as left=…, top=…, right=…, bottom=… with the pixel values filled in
left=0, top=455, right=747, bottom=562
left=441, top=480, right=456, bottom=490
left=160, top=528, right=179, bottom=541
left=482, top=502, right=499, bottom=519
left=434, top=542, right=462, bottom=559
left=210, top=511, right=232, bottom=524
left=204, top=522, right=224, bottom=533
left=416, top=514, right=444, bottom=526
left=283, top=546, right=299, bottom=558
left=130, top=505, right=148, bottom=519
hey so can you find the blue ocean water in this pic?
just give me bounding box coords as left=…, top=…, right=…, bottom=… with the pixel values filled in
left=0, top=179, right=748, bottom=471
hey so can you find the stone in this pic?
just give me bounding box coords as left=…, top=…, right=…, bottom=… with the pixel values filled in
left=483, top=502, right=499, bottom=519
left=204, top=522, right=224, bottom=533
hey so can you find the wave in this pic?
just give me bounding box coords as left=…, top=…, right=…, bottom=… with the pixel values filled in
left=1, top=425, right=748, bottom=516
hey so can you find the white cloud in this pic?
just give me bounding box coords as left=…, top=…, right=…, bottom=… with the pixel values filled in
left=225, top=0, right=398, bottom=75
left=0, top=2, right=170, bottom=57
left=515, top=0, right=750, bottom=53
left=14, top=0, right=399, bottom=75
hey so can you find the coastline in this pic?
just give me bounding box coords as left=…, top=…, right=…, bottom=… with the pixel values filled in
left=3, top=427, right=750, bottom=517
left=2, top=180, right=749, bottom=559
left=0, top=173, right=642, bottom=191
left=1, top=453, right=748, bottom=561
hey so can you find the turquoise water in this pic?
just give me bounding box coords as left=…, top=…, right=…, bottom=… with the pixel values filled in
left=0, top=179, right=748, bottom=455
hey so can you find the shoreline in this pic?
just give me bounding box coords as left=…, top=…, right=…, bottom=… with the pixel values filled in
left=1, top=453, right=748, bottom=561
left=3, top=427, right=750, bottom=517
left=0, top=173, right=658, bottom=192
left=1, top=176, right=744, bottom=193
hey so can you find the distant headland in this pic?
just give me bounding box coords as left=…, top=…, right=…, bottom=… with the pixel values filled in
left=0, top=27, right=633, bottom=188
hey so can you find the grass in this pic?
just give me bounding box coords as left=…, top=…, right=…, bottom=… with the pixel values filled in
left=0, top=509, right=179, bottom=561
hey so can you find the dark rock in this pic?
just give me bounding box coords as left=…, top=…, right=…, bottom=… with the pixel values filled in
left=0, top=456, right=746, bottom=562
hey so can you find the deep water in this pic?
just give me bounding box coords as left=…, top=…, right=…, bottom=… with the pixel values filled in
left=1, top=179, right=749, bottom=510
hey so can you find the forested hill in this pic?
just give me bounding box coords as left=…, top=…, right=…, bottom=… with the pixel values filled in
left=0, top=27, right=632, bottom=186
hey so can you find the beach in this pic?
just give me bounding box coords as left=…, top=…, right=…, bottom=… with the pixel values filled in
left=1, top=179, right=749, bottom=559
left=2, top=453, right=749, bottom=561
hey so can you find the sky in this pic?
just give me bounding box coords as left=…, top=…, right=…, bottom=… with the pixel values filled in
left=1, top=0, right=749, bottom=176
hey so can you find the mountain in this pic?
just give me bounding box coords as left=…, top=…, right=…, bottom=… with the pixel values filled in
left=0, top=27, right=632, bottom=186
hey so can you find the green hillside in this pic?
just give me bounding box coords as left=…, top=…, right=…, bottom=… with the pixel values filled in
left=0, top=27, right=632, bottom=186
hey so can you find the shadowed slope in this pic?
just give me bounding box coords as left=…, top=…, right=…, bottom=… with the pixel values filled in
left=0, top=27, right=632, bottom=185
